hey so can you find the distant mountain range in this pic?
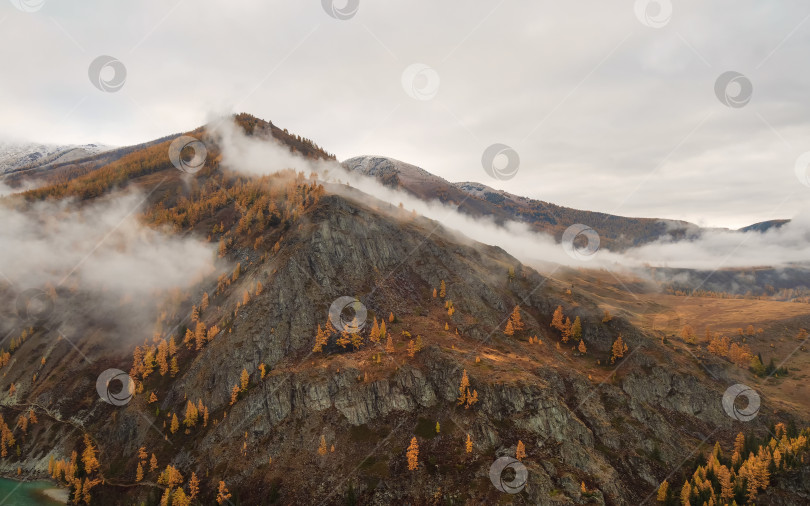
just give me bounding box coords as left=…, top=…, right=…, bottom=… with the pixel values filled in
left=0, top=141, right=110, bottom=175
left=343, top=156, right=786, bottom=251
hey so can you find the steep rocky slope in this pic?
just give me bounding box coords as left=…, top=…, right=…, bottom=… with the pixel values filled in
left=0, top=117, right=806, bottom=505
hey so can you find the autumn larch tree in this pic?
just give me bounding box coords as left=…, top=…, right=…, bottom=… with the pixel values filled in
left=385, top=335, right=394, bottom=353
left=432, top=288, right=437, bottom=298
left=457, top=369, right=470, bottom=406
left=516, top=440, right=526, bottom=461
left=149, top=392, right=158, bottom=404
left=216, top=481, right=232, bottom=505
left=572, top=316, right=582, bottom=341
left=81, top=434, right=100, bottom=475
left=407, top=437, right=419, bottom=470
left=337, top=330, right=351, bottom=349
left=509, top=305, right=524, bottom=331
left=407, top=340, right=416, bottom=358
left=183, top=328, right=194, bottom=350
left=466, top=434, right=473, bottom=453
left=195, top=323, right=207, bottom=351
left=503, top=320, right=514, bottom=337
left=170, top=414, right=180, bottom=434
left=435, top=422, right=440, bottom=434
left=313, top=324, right=328, bottom=352
left=610, top=335, right=628, bottom=364
left=230, top=384, right=240, bottom=405
left=318, top=435, right=328, bottom=456
left=150, top=453, right=158, bottom=472
left=561, top=317, right=573, bottom=343
left=681, top=325, right=696, bottom=344
left=578, top=339, right=587, bottom=355
left=389, top=312, right=394, bottom=323
left=240, top=368, right=249, bottom=392
left=135, top=462, right=143, bottom=482
left=369, top=318, right=380, bottom=343
left=551, top=306, right=564, bottom=331
left=439, top=280, right=446, bottom=298
left=188, top=472, right=200, bottom=501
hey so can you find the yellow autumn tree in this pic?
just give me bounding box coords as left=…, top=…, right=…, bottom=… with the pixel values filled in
left=439, top=280, right=446, bottom=298
left=509, top=305, right=524, bottom=331
left=170, top=414, right=180, bottom=434
left=240, top=368, right=249, bottom=392
left=466, top=434, right=473, bottom=453
left=216, top=481, right=232, bottom=505
left=318, top=435, right=328, bottom=455
left=188, top=472, right=200, bottom=501
left=516, top=440, right=526, bottom=461
left=578, top=339, right=587, bottom=354
left=610, top=335, right=628, bottom=363
left=312, top=324, right=328, bottom=352
left=551, top=305, right=564, bottom=330
left=504, top=320, right=514, bottom=337
left=407, top=437, right=419, bottom=470
left=81, top=434, right=100, bottom=474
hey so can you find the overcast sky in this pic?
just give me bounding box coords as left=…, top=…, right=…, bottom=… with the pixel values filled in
left=2, top=0, right=809, bottom=228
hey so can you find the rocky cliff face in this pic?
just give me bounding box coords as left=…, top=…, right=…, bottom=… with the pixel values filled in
left=2, top=188, right=805, bottom=505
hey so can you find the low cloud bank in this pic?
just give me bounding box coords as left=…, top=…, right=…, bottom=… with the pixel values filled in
left=210, top=118, right=810, bottom=273
left=0, top=192, right=216, bottom=295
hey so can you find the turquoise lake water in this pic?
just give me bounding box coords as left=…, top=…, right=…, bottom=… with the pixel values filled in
left=0, top=478, right=65, bottom=505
